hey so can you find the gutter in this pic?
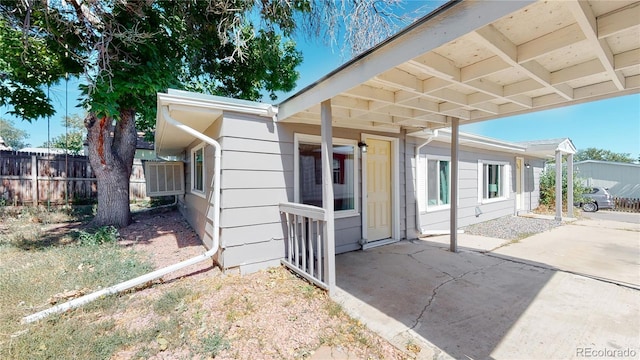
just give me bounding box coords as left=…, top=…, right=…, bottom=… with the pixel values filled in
left=22, top=106, right=222, bottom=323
left=162, top=90, right=278, bottom=120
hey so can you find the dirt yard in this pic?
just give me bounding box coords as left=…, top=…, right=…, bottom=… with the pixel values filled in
left=110, top=209, right=412, bottom=359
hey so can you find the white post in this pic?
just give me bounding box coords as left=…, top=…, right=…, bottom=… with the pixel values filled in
left=555, top=150, right=563, bottom=221
left=567, top=153, right=574, bottom=218
left=320, top=100, right=336, bottom=294
left=450, top=118, right=459, bottom=253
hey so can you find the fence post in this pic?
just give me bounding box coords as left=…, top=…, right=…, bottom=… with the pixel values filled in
left=32, top=154, right=38, bottom=206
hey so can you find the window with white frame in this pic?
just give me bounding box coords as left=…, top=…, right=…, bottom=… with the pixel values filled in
left=479, top=161, right=510, bottom=202
left=426, top=157, right=450, bottom=209
left=191, top=143, right=205, bottom=194
left=295, top=134, right=358, bottom=216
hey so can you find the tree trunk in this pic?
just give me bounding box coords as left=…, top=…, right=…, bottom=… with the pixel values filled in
left=85, top=110, right=137, bottom=228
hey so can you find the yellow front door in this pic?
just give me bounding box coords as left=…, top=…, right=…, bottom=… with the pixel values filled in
left=366, top=138, right=392, bottom=241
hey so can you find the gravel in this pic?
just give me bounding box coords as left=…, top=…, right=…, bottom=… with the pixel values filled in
left=462, top=215, right=563, bottom=240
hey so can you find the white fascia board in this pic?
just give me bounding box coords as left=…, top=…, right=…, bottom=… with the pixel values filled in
left=160, top=90, right=277, bottom=118
left=277, top=0, right=536, bottom=121
left=155, top=90, right=278, bottom=155
left=408, top=128, right=526, bottom=153
left=436, top=129, right=526, bottom=153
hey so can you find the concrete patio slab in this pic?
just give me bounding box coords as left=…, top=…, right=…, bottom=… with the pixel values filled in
left=334, top=232, right=640, bottom=359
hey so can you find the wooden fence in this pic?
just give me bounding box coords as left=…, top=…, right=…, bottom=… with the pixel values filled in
left=0, top=150, right=148, bottom=206
left=613, top=197, right=640, bottom=213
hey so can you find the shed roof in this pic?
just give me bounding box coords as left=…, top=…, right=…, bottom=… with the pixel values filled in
left=277, top=0, right=640, bottom=132
left=575, top=159, right=640, bottom=167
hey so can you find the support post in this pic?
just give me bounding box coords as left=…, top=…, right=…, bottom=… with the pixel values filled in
left=567, top=153, right=574, bottom=218
left=555, top=150, right=563, bottom=221
left=450, top=117, right=459, bottom=253
left=320, top=100, right=336, bottom=294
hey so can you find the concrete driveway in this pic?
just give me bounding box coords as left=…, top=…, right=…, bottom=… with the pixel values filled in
left=491, top=217, right=640, bottom=288
left=334, top=217, right=640, bottom=359
left=583, top=210, right=640, bottom=224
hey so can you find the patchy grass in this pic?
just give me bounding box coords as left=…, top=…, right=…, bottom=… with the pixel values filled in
left=0, top=207, right=154, bottom=359
left=0, top=208, right=411, bottom=360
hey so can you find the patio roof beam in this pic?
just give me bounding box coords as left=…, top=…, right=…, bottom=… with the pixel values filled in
left=567, top=0, right=625, bottom=90
left=397, top=54, right=536, bottom=110
left=615, top=49, right=640, bottom=71
left=471, top=25, right=574, bottom=101
left=517, top=23, right=586, bottom=64
left=551, top=59, right=605, bottom=85
left=278, top=0, right=536, bottom=121
left=345, top=84, right=470, bottom=121
left=597, top=2, right=640, bottom=39
left=460, top=56, right=511, bottom=82
left=287, top=114, right=402, bottom=133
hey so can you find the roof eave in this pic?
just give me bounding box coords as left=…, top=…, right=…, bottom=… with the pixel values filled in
left=277, top=0, right=537, bottom=121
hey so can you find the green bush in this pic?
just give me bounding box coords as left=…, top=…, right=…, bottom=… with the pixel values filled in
left=539, top=164, right=586, bottom=209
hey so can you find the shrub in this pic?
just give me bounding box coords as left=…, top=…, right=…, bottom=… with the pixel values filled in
left=77, top=226, right=119, bottom=246
left=539, top=164, right=586, bottom=209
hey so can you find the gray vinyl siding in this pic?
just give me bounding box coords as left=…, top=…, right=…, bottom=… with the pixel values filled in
left=407, top=136, right=546, bottom=236
left=192, top=115, right=406, bottom=273
left=282, top=123, right=406, bottom=251
left=217, top=112, right=293, bottom=273
left=180, top=117, right=222, bottom=252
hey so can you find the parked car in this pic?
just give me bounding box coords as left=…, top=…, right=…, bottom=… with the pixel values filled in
left=575, top=186, right=614, bottom=212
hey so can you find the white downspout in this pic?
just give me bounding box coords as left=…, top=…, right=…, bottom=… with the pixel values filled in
left=415, top=130, right=437, bottom=235
left=161, top=106, right=221, bottom=254
left=22, top=106, right=222, bottom=323
left=414, top=129, right=464, bottom=236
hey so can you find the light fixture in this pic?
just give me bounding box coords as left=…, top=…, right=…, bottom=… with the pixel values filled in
left=358, top=141, right=368, bottom=153
left=525, top=163, right=531, bottom=169
left=474, top=206, right=483, bottom=217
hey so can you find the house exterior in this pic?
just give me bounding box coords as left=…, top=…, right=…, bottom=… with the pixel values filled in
left=151, top=0, right=638, bottom=289
left=153, top=89, right=573, bottom=275
left=575, top=160, right=640, bottom=198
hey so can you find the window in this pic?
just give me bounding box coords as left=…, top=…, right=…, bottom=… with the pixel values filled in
left=191, top=143, right=205, bottom=195
left=426, top=158, right=450, bottom=209
left=479, top=161, right=510, bottom=202
left=295, top=134, right=358, bottom=216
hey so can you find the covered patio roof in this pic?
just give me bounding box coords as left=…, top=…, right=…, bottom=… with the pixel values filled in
left=277, top=0, right=639, bottom=130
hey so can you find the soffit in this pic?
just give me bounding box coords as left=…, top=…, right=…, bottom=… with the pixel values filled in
left=277, top=0, right=640, bottom=133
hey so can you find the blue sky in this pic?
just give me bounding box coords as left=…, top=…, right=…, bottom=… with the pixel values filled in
left=3, top=1, right=639, bottom=160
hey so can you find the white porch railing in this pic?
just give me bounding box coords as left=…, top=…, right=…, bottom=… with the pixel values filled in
left=279, top=202, right=330, bottom=290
